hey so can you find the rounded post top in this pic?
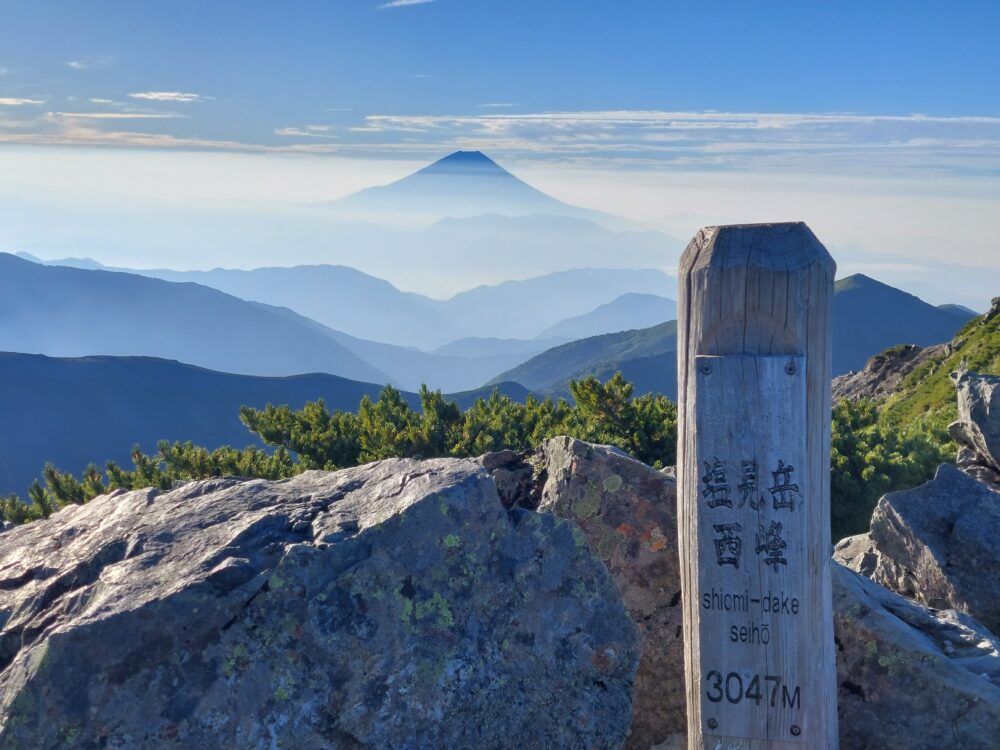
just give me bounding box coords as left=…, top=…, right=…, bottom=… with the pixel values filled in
left=679, top=222, right=836, bottom=277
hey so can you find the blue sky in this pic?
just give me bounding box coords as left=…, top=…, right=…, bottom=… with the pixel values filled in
left=2, top=0, right=998, bottom=160
left=0, top=0, right=998, bottom=281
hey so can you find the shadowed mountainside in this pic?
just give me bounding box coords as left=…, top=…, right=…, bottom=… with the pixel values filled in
left=0, top=351, right=531, bottom=495
left=833, top=273, right=976, bottom=374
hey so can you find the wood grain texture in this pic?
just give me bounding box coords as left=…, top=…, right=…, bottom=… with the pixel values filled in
left=677, top=223, right=838, bottom=750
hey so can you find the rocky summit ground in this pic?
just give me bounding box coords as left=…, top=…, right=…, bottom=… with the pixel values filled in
left=2, top=374, right=1000, bottom=748
left=0, top=459, right=638, bottom=749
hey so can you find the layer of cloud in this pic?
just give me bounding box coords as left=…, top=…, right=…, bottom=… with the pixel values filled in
left=379, top=0, right=436, bottom=8
left=1, top=103, right=998, bottom=179
left=344, top=109, right=1000, bottom=176
left=128, top=91, right=208, bottom=103
left=0, top=97, right=43, bottom=106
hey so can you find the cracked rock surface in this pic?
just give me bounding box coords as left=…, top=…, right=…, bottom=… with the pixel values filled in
left=950, top=369, right=1000, bottom=488
left=834, top=562, right=1000, bottom=750
left=0, top=458, right=639, bottom=749
left=836, top=463, right=1000, bottom=635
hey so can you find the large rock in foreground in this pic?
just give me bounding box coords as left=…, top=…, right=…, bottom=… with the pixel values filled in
left=535, top=437, right=683, bottom=750
left=834, top=562, right=1000, bottom=750
left=0, top=459, right=640, bottom=749
left=837, top=463, right=1000, bottom=634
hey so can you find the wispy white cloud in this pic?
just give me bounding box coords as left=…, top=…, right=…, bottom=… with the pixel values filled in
left=1, top=105, right=997, bottom=179
left=88, top=98, right=115, bottom=104
left=275, top=126, right=338, bottom=139
left=54, top=112, right=186, bottom=120
left=478, top=103, right=517, bottom=109
left=0, top=121, right=341, bottom=154
left=342, top=109, right=1000, bottom=176
left=128, top=91, right=208, bottom=103
left=66, top=56, right=113, bottom=70
left=0, top=97, right=43, bottom=106
left=379, top=0, right=436, bottom=8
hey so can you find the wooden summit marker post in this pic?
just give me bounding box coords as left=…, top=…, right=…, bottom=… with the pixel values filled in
left=677, top=223, right=838, bottom=749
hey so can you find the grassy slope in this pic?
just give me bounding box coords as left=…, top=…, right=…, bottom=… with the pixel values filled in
left=881, top=301, right=1000, bottom=427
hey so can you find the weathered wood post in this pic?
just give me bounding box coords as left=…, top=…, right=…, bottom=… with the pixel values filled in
left=677, top=223, right=838, bottom=749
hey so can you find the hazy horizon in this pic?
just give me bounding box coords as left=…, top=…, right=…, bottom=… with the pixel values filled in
left=1, top=1, right=997, bottom=302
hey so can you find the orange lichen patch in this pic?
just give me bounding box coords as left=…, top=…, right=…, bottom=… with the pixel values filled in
left=616, top=523, right=635, bottom=537
left=648, top=526, right=668, bottom=552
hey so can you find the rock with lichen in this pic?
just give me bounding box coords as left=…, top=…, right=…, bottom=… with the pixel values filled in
left=0, top=458, right=639, bottom=749
left=833, top=562, right=1000, bottom=750
left=511, top=437, right=1000, bottom=749
left=533, top=437, right=683, bottom=750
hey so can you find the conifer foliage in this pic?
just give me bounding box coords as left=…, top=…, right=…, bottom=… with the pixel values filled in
left=0, top=375, right=677, bottom=525
left=0, top=373, right=945, bottom=542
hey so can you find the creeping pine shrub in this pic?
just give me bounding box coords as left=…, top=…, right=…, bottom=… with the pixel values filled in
left=2, top=376, right=948, bottom=541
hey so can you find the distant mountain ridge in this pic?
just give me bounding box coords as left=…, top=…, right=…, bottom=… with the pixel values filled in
left=0, top=352, right=532, bottom=496
left=537, top=293, right=677, bottom=341
left=493, top=274, right=976, bottom=399
left=0, top=254, right=387, bottom=383
left=490, top=322, right=678, bottom=395
left=832, top=274, right=977, bottom=374
left=15, top=253, right=676, bottom=349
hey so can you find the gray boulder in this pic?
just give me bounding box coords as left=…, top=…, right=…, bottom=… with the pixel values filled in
left=836, top=463, right=1000, bottom=634
left=949, top=369, right=1000, bottom=487
left=834, top=562, right=1000, bottom=750
left=534, top=437, right=683, bottom=750
left=0, top=459, right=640, bottom=749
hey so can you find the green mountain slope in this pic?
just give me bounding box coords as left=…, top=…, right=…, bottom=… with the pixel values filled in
left=881, top=299, right=1000, bottom=427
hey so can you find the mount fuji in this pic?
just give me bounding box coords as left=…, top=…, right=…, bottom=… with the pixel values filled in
left=329, top=150, right=628, bottom=229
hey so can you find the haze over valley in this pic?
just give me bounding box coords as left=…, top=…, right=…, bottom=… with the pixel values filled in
left=0, top=151, right=987, bottom=494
